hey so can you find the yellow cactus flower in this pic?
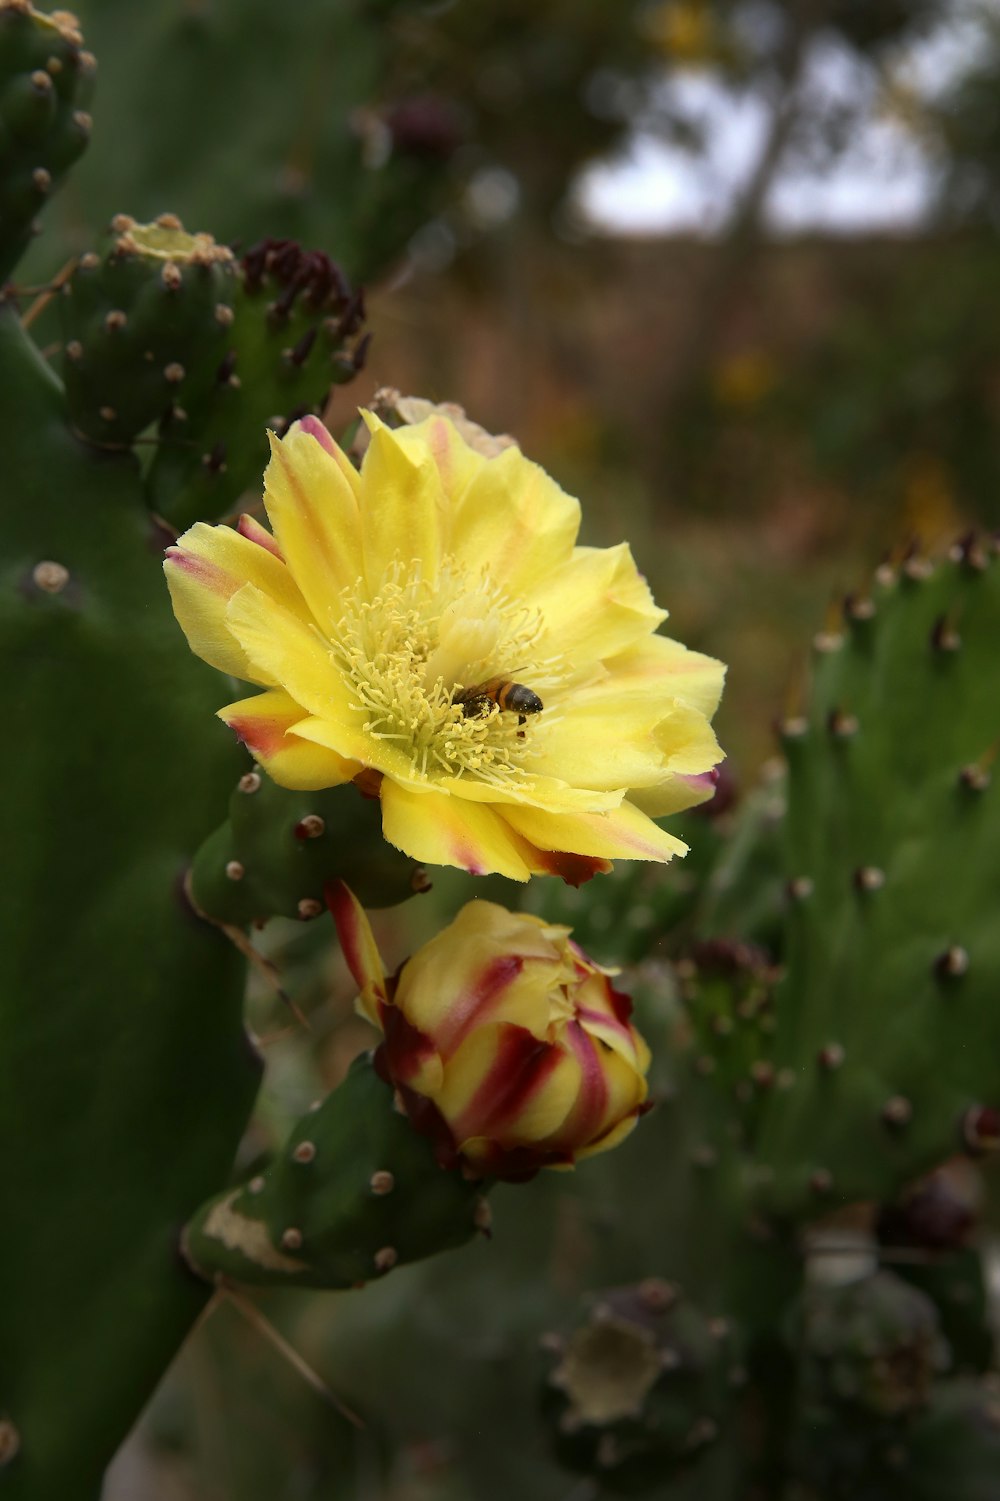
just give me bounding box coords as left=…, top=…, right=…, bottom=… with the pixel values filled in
left=329, top=882, right=651, bottom=1178
left=164, top=411, right=724, bottom=883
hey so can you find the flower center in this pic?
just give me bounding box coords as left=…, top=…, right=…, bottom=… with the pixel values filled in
left=329, top=558, right=560, bottom=786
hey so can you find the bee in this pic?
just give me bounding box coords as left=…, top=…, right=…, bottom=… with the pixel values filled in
left=454, top=677, right=543, bottom=728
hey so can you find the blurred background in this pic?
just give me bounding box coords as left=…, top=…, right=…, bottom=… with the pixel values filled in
left=37, top=0, right=998, bottom=1495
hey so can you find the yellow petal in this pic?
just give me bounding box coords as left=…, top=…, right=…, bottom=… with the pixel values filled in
left=603, top=634, right=726, bottom=720
left=326, top=879, right=387, bottom=1027
left=440, top=431, right=582, bottom=595
left=262, top=424, right=364, bottom=622
left=164, top=520, right=308, bottom=685
left=398, top=903, right=570, bottom=1053
left=438, top=1024, right=577, bottom=1145
left=225, top=582, right=357, bottom=726
left=359, top=415, right=444, bottom=592
left=533, top=544, right=667, bottom=670
left=379, top=780, right=536, bottom=881
left=218, top=689, right=359, bottom=790
left=504, top=799, right=687, bottom=866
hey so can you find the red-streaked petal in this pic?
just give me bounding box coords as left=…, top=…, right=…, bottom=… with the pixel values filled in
left=325, top=879, right=387, bottom=1028
left=379, top=780, right=536, bottom=882
left=219, top=690, right=359, bottom=790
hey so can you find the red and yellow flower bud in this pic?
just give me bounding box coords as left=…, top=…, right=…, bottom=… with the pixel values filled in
left=328, top=883, right=651, bottom=1180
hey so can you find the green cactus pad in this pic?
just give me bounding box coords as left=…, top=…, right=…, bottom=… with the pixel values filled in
left=189, top=770, right=421, bottom=925
left=0, top=304, right=258, bottom=1500
left=751, top=546, right=1000, bottom=1216
left=147, top=237, right=367, bottom=532
left=58, top=212, right=239, bottom=446
left=0, top=1, right=94, bottom=279
left=183, top=1052, right=489, bottom=1290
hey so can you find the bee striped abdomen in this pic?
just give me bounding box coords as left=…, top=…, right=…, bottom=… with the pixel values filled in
left=455, top=677, right=544, bottom=721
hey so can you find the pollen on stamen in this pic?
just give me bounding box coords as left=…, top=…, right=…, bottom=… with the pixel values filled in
left=326, top=555, right=561, bottom=790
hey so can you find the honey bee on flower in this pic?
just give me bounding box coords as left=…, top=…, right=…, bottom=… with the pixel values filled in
left=164, top=406, right=725, bottom=883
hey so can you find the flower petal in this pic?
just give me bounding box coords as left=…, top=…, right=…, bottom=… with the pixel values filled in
left=379, top=780, right=536, bottom=881
left=533, top=544, right=667, bottom=670
left=218, top=689, right=359, bottom=790
left=437, top=430, right=582, bottom=596
left=225, top=582, right=356, bottom=725
left=325, top=879, right=387, bottom=1026
left=602, top=634, right=727, bottom=720
left=164, top=520, right=307, bottom=685
left=359, top=415, right=444, bottom=592
left=503, top=798, right=688, bottom=867
left=439, top=1023, right=574, bottom=1147
left=398, top=904, right=571, bottom=1054
left=262, top=424, right=365, bottom=621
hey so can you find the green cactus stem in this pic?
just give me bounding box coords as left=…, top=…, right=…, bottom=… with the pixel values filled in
left=0, top=0, right=94, bottom=279
left=58, top=213, right=238, bottom=446
left=183, top=1052, right=490, bottom=1290
left=749, top=545, right=1000, bottom=1216
left=188, top=769, right=422, bottom=926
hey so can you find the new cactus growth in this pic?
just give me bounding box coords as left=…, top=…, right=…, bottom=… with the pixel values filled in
left=183, top=1052, right=490, bottom=1290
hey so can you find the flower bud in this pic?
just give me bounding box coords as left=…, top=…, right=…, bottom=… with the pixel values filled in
left=328, top=883, right=651, bottom=1180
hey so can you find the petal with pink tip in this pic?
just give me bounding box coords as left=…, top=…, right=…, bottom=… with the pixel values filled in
left=218, top=689, right=359, bottom=790
left=263, top=425, right=364, bottom=621
left=164, top=520, right=308, bottom=685
left=502, top=798, right=687, bottom=866
left=379, top=780, right=536, bottom=882
left=325, top=879, right=387, bottom=1025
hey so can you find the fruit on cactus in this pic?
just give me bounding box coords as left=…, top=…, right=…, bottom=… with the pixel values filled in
left=59, top=213, right=238, bottom=447
left=164, top=408, right=725, bottom=882
left=542, top=1280, right=736, bottom=1487
left=328, top=882, right=651, bottom=1178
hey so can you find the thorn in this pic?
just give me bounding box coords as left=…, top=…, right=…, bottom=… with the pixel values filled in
left=369, top=1170, right=394, bottom=1195
left=854, top=866, right=885, bottom=892
left=882, top=1096, right=913, bottom=1128
left=104, top=308, right=127, bottom=332
left=215, top=302, right=234, bottom=326
left=410, top=866, right=432, bottom=893
left=32, top=559, right=69, bottom=593
left=216, top=349, right=237, bottom=384
left=292, top=1141, right=316, bottom=1164
left=779, top=715, right=809, bottom=739
left=751, top=1060, right=775, bottom=1089
left=828, top=708, right=859, bottom=738
left=818, top=1043, right=845, bottom=1071
left=813, top=630, right=844, bottom=653
left=787, top=876, right=814, bottom=902
left=931, top=615, right=961, bottom=652
left=959, top=752, right=994, bottom=792
left=473, top=1198, right=493, bottom=1235
left=294, top=814, right=326, bottom=840
left=161, top=261, right=182, bottom=291
left=65, top=339, right=83, bottom=360
left=951, top=532, right=989, bottom=571
left=164, top=361, right=185, bottom=384
left=0, top=1419, right=20, bottom=1467
left=281, top=1227, right=303, bottom=1251
left=935, top=945, right=969, bottom=979
left=638, top=1277, right=677, bottom=1312
left=238, top=771, right=262, bottom=794
left=374, top=1246, right=398, bottom=1272
left=874, top=561, right=896, bottom=587
left=844, top=592, right=875, bottom=621
left=297, top=897, right=323, bottom=920
left=902, top=555, right=933, bottom=582
left=248, top=1175, right=265, bottom=1194
left=202, top=440, right=227, bottom=474
left=32, top=166, right=51, bottom=193
left=220, top=1284, right=365, bottom=1428
left=99, top=404, right=117, bottom=423
left=225, top=859, right=245, bottom=881
left=286, top=326, right=317, bottom=367
left=962, top=1106, right=1000, bottom=1155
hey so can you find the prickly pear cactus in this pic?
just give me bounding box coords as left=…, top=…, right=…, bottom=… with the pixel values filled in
left=754, top=546, right=1000, bottom=1216
left=0, top=0, right=93, bottom=278
left=184, top=1053, right=490, bottom=1290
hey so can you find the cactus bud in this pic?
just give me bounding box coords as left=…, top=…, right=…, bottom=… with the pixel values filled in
left=328, top=882, right=651, bottom=1179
